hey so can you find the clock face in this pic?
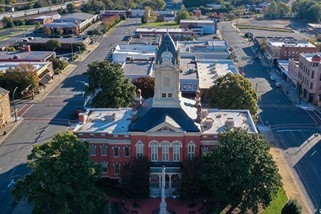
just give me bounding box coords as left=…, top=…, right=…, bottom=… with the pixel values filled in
left=161, top=51, right=173, bottom=62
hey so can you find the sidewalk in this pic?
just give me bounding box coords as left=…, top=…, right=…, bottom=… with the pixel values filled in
left=259, top=127, right=311, bottom=214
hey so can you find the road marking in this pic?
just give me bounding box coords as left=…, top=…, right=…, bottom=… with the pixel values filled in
left=310, top=150, right=317, bottom=157
left=277, top=129, right=303, bottom=133
left=7, top=179, right=15, bottom=188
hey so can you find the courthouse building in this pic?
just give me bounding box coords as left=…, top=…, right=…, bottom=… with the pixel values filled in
left=73, top=34, right=257, bottom=197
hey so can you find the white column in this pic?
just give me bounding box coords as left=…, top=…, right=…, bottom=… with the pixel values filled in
left=159, top=166, right=167, bottom=214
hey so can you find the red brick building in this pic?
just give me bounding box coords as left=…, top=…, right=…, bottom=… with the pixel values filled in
left=72, top=34, right=257, bottom=197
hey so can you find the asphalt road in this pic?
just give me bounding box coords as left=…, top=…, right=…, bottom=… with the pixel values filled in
left=0, top=18, right=138, bottom=214
left=218, top=21, right=321, bottom=212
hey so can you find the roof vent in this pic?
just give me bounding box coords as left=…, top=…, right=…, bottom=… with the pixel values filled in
left=225, top=117, right=234, bottom=130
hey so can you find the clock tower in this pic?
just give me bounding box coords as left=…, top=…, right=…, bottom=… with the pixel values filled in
left=153, top=34, right=181, bottom=108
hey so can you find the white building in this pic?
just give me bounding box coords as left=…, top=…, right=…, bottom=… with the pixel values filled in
left=112, top=44, right=157, bottom=63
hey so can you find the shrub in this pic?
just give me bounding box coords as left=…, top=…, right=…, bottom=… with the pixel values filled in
left=281, top=200, right=302, bottom=214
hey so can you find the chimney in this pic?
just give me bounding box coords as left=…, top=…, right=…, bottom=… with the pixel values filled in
left=23, top=45, right=31, bottom=52
left=194, top=90, right=201, bottom=107
left=195, top=104, right=202, bottom=122
left=131, top=102, right=138, bottom=121
left=134, top=89, right=143, bottom=108
left=79, top=113, right=87, bottom=124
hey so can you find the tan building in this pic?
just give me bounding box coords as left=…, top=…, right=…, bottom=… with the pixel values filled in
left=0, top=87, right=11, bottom=127
left=297, top=52, right=321, bottom=105
left=288, top=58, right=299, bottom=87
left=265, top=37, right=318, bottom=64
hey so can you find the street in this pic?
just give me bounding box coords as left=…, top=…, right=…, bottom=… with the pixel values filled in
left=0, top=18, right=137, bottom=214
left=218, top=21, right=321, bottom=212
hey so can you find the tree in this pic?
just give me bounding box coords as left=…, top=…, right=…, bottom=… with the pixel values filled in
left=305, top=3, right=321, bottom=22
left=200, top=129, right=282, bottom=213
left=56, top=27, right=64, bottom=36
left=41, top=26, right=52, bottom=36
left=208, top=73, right=258, bottom=116
left=281, top=200, right=302, bottom=214
left=120, top=157, right=150, bottom=198
left=2, top=16, right=14, bottom=28
left=86, top=61, right=136, bottom=108
left=0, top=64, right=39, bottom=98
left=132, top=76, right=155, bottom=99
left=12, top=132, right=105, bottom=214
left=142, top=0, right=166, bottom=10
left=66, top=3, right=75, bottom=13
left=46, top=39, right=61, bottom=51
left=34, top=21, right=41, bottom=31
left=52, top=58, right=68, bottom=73
left=175, top=5, right=190, bottom=24
left=177, top=158, right=201, bottom=202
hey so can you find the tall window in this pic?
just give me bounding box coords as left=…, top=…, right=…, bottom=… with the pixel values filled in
left=102, top=162, right=108, bottom=173
left=188, top=142, right=196, bottom=160
left=136, top=141, right=144, bottom=158
left=151, top=142, right=159, bottom=161
left=90, top=145, right=96, bottom=156
left=114, top=163, right=120, bottom=174
left=172, top=141, right=181, bottom=161
left=113, top=147, right=119, bottom=157
left=101, top=144, right=107, bottom=156
left=161, top=141, right=170, bottom=161
left=124, top=147, right=130, bottom=157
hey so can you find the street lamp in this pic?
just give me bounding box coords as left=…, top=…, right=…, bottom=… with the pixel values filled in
left=12, top=87, right=18, bottom=122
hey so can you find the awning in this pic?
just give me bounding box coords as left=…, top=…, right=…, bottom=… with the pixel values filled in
left=39, top=76, right=50, bottom=86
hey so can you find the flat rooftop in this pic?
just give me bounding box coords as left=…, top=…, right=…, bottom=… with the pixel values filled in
left=180, top=20, right=215, bottom=24
left=73, top=98, right=257, bottom=134
left=197, top=59, right=238, bottom=89
left=0, top=51, right=54, bottom=61
left=135, top=27, right=193, bottom=34
left=179, top=58, right=197, bottom=80
left=0, top=61, right=50, bottom=72
left=21, top=37, right=89, bottom=44
left=74, top=108, right=132, bottom=134
left=268, top=39, right=315, bottom=48
left=122, top=61, right=154, bottom=80
left=114, top=44, right=157, bottom=55
left=301, top=52, right=321, bottom=62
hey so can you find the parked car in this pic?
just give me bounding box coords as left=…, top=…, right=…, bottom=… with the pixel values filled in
left=270, top=76, right=276, bottom=81
left=275, top=82, right=281, bottom=88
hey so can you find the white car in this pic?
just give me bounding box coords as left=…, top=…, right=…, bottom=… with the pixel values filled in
left=270, top=76, right=276, bottom=81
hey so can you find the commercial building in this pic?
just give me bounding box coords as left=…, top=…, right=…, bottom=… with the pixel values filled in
left=134, top=28, right=194, bottom=39
left=180, top=20, right=217, bottom=35
left=288, top=58, right=299, bottom=87
left=122, top=61, right=154, bottom=80
left=72, top=34, right=256, bottom=197
left=0, top=61, right=54, bottom=87
left=0, top=49, right=55, bottom=62
left=43, top=13, right=98, bottom=34
left=264, top=37, right=318, bottom=64
left=112, top=44, right=157, bottom=63
left=297, top=52, right=321, bottom=105
left=0, top=87, right=11, bottom=127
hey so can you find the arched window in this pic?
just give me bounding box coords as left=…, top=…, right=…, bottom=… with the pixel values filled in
left=90, top=144, right=96, bottom=156
left=187, top=141, right=196, bottom=160
left=161, top=141, right=170, bottom=161
left=150, top=141, right=159, bottom=162
left=172, top=141, right=182, bottom=161
left=101, top=144, right=107, bottom=156
left=135, top=141, right=144, bottom=158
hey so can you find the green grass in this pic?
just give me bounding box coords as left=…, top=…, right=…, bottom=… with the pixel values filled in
left=236, top=24, right=293, bottom=33
left=261, top=188, right=288, bottom=214
left=140, top=21, right=179, bottom=28
left=0, top=31, right=23, bottom=41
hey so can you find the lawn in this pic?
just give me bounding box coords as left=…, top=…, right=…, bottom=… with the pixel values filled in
left=261, top=188, right=288, bottom=214
left=140, top=21, right=179, bottom=28
left=0, top=31, right=22, bottom=41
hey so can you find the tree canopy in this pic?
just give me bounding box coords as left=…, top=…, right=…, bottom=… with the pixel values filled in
left=86, top=61, right=136, bottom=108
left=12, top=132, right=105, bottom=214
left=120, top=157, right=150, bottom=198
left=0, top=64, right=39, bottom=98
left=132, top=76, right=155, bottom=99
left=177, top=158, right=201, bottom=200
left=208, top=73, right=258, bottom=116
left=200, top=129, right=282, bottom=213
left=46, top=39, right=61, bottom=51
left=263, top=0, right=291, bottom=19
left=175, top=5, right=190, bottom=24
left=292, top=0, right=321, bottom=22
